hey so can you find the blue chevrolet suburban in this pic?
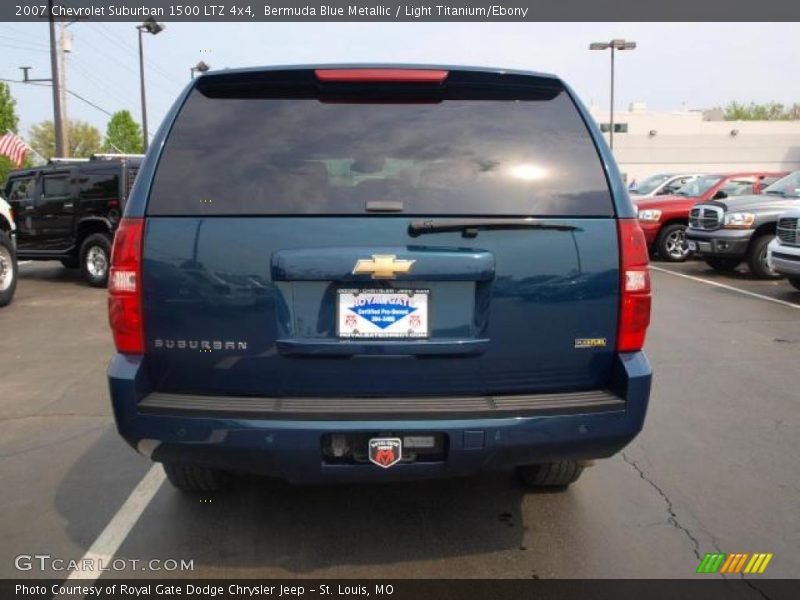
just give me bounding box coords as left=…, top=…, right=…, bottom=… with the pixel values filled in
left=107, top=65, right=652, bottom=492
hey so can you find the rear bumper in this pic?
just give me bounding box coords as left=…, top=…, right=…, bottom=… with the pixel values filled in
left=767, top=239, right=800, bottom=277
left=685, top=228, right=752, bottom=257
left=108, top=353, right=652, bottom=484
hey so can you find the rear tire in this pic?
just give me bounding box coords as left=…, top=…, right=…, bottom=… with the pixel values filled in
left=788, top=277, right=800, bottom=291
left=516, top=460, right=584, bottom=490
left=746, top=235, right=781, bottom=279
left=79, top=233, right=112, bottom=287
left=704, top=256, right=740, bottom=272
left=0, top=231, right=18, bottom=307
left=162, top=462, right=229, bottom=492
left=656, top=223, right=690, bottom=262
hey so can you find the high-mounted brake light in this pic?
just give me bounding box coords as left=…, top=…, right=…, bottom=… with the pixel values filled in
left=108, top=217, right=144, bottom=354
left=617, top=219, right=651, bottom=352
left=314, top=69, right=449, bottom=83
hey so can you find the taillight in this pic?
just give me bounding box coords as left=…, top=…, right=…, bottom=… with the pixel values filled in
left=314, top=69, right=449, bottom=83
left=108, top=218, right=144, bottom=354
left=617, top=219, right=651, bottom=352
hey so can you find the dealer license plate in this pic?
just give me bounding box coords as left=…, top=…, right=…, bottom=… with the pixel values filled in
left=337, top=289, right=429, bottom=339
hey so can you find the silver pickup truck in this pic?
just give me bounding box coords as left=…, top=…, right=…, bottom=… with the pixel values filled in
left=768, top=209, right=800, bottom=291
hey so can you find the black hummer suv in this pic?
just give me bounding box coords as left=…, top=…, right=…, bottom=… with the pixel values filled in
left=4, top=154, right=142, bottom=286
left=686, top=171, right=800, bottom=279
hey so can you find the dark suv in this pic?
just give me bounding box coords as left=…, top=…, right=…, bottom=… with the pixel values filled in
left=107, top=65, right=653, bottom=492
left=5, top=154, right=142, bottom=286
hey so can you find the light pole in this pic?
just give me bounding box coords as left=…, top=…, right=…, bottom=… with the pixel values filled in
left=136, top=17, right=165, bottom=152
left=589, top=39, right=636, bottom=150
left=190, top=61, right=210, bottom=80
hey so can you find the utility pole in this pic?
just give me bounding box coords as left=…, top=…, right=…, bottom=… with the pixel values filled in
left=48, top=0, right=65, bottom=157
left=58, top=20, right=71, bottom=156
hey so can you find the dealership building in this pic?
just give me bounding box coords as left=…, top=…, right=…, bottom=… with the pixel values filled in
left=588, top=103, right=800, bottom=182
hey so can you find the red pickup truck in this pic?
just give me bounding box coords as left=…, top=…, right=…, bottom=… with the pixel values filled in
left=634, top=172, right=788, bottom=261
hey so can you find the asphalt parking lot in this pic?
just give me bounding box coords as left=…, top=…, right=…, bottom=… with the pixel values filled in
left=1, top=259, right=798, bottom=581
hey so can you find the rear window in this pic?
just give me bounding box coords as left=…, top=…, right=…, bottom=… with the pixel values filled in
left=148, top=71, right=613, bottom=216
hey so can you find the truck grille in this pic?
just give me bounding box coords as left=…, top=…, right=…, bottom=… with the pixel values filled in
left=689, top=205, right=723, bottom=230
left=777, top=217, right=800, bottom=246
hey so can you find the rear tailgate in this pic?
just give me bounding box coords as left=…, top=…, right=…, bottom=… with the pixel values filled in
left=141, top=68, right=620, bottom=398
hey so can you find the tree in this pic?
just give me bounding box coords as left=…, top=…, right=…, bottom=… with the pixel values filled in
left=724, top=101, right=800, bottom=121
left=0, top=82, right=21, bottom=187
left=103, top=110, right=144, bottom=154
left=29, top=119, right=102, bottom=159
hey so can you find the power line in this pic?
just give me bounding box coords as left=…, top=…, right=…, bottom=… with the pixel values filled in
left=0, top=42, right=49, bottom=54
left=0, top=76, right=113, bottom=116
left=88, top=21, right=177, bottom=86
left=0, top=33, right=49, bottom=49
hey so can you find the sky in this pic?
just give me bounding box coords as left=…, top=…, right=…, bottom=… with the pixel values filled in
left=2, top=21, right=800, bottom=140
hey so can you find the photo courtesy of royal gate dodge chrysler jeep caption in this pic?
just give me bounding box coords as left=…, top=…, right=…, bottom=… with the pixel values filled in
left=106, top=65, right=652, bottom=492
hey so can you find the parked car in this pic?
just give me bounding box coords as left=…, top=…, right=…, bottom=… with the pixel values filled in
left=4, top=154, right=142, bottom=286
left=767, top=209, right=800, bottom=290
left=0, top=192, right=17, bottom=307
left=686, top=171, right=800, bottom=278
left=629, top=173, right=700, bottom=199
left=107, top=65, right=653, bottom=493
left=635, top=172, right=787, bottom=262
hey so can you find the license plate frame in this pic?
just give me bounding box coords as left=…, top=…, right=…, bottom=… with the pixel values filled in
left=337, top=288, right=430, bottom=339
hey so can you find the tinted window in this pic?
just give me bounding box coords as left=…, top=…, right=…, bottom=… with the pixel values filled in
left=79, top=171, right=120, bottom=200
left=7, top=177, right=35, bottom=201
left=149, top=82, right=612, bottom=216
left=43, top=175, right=70, bottom=197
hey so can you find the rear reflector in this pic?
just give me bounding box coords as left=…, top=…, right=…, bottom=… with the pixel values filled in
left=314, top=69, right=448, bottom=83
left=617, top=219, right=651, bottom=352
left=108, top=218, right=144, bottom=354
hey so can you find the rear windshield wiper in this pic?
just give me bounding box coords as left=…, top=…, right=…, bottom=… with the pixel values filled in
left=408, top=218, right=580, bottom=238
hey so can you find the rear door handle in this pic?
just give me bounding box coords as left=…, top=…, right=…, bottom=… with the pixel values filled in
left=63, top=202, right=74, bottom=209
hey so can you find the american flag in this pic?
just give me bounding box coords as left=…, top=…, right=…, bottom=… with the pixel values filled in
left=0, top=131, right=28, bottom=168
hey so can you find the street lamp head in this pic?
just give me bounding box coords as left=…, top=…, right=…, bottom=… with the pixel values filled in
left=589, top=42, right=610, bottom=50
left=139, top=17, right=165, bottom=35
left=611, top=39, right=637, bottom=50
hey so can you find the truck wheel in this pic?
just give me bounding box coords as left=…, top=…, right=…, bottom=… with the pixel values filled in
left=746, top=235, right=781, bottom=280
left=704, top=257, right=740, bottom=272
left=656, top=223, right=690, bottom=262
left=162, top=462, right=229, bottom=492
left=60, top=257, right=79, bottom=269
left=0, top=231, right=18, bottom=307
left=516, top=460, right=584, bottom=489
left=80, top=233, right=112, bottom=287
left=787, top=277, right=800, bottom=291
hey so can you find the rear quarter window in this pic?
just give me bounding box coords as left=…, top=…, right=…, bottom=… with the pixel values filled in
left=148, top=72, right=613, bottom=217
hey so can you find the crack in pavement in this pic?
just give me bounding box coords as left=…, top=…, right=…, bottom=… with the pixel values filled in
left=621, top=458, right=775, bottom=600
left=621, top=452, right=702, bottom=560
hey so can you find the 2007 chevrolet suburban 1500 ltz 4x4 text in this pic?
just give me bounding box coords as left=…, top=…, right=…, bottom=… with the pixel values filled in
left=107, top=65, right=653, bottom=492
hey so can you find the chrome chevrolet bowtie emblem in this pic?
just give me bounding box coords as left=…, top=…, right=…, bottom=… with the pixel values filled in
left=352, top=255, right=416, bottom=279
